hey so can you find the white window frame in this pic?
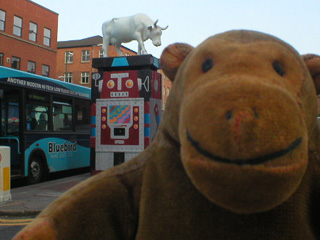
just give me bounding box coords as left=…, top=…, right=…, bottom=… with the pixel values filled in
left=28, top=61, right=36, bottom=73
left=12, top=56, right=20, bottom=69
left=42, top=64, right=50, bottom=77
left=43, top=28, right=51, bottom=46
left=99, top=49, right=104, bottom=58
left=65, top=51, right=73, bottom=63
left=81, top=72, right=90, bottom=84
left=81, top=50, right=90, bottom=62
left=64, top=72, right=73, bottom=83
left=29, top=22, right=38, bottom=42
left=13, top=16, right=22, bottom=37
left=0, top=53, right=3, bottom=66
left=0, top=10, right=6, bottom=31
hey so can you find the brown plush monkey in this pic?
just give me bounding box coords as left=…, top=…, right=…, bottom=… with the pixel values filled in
left=14, top=30, right=320, bottom=240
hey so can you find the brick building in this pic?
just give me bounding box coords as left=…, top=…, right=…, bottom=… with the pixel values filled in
left=57, top=35, right=172, bottom=108
left=0, top=0, right=58, bottom=77
left=56, top=36, right=137, bottom=86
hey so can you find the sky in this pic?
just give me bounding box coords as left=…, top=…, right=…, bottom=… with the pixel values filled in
left=32, top=0, right=320, bottom=58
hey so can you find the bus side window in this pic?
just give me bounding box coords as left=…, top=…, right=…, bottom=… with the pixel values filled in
left=27, top=118, right=36, bottom=130
left=26, top=103, right=49, bottom=131
left=36, top=113, right=48, bottom=130
left=7, top=101, right=19, bottom=135
left=53, top=99, right=72, bottom=131
left=75, top=100, right=90, bottom=132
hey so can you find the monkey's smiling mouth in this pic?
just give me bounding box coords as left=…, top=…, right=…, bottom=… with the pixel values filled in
left=186, top=130, right=302, bottom=165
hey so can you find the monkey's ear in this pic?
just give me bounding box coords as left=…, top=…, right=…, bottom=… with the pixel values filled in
left=160, top=43, right=194, bottom=81
left=303, top=54, right=320, bottom=95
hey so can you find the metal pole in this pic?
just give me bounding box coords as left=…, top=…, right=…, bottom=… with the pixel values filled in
left=65, top=52, right=68, bottom=82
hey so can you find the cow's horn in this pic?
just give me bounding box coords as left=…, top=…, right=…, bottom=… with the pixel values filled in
left=160, top=25, right=168, bottom=30
left=154, top=19, right=159, bottom=27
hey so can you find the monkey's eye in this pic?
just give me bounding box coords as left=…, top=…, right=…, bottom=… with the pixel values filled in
left=273, top=61, right=285, bottom=77
left=202, top=58, right=213, bottom=73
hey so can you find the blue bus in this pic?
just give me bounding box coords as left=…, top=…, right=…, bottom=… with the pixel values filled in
left=0, top=66, right=91, bottom=184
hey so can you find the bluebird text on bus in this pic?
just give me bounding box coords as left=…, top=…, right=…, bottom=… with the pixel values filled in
left=48, top=142, right=77, bottom=153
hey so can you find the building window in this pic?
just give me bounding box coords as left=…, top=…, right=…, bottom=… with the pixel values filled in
left=0, top=10, right=5, bottom=31
left=13, top=16, right=22, bottom=37
left=27, top=61, right=36, bottom=73
left=11, top=57, right=20, bottom=69
left=64, top=72, right=72, bottom=83
left=43, top=28, right=51, bottom=46
left=99, top=49, right=104, bottom=58
left=0, top=53, right=3, bottom=66
left=81, top=72, right=90, bottom=84
left=65, top=51, right=73, bottom=63
left=29, top=22, right=37, bottom=42
left=42, top=65, right=50, bottom=77
left=81, top=50, right=90, bottom=62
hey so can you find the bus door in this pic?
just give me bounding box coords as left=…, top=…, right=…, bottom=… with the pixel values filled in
left=0, top=90, right=22, bottom=175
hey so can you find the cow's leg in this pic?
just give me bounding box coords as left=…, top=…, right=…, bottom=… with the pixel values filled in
left=139, top=41, right=148, bottom=55
left=135, top=34, right=148, bottom=55
left=102, top=37, right=110, bottom=57
left=115, top=44, right=124, bottom=56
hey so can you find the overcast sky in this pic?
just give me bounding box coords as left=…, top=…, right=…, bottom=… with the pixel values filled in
left=32, top=0, right=320, bottom=58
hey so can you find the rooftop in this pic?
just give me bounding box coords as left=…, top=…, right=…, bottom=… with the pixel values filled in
left=57, top=35, right=103, bottom=49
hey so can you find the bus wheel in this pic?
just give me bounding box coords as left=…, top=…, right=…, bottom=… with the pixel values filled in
left=28, top=157, right=44, bottom=184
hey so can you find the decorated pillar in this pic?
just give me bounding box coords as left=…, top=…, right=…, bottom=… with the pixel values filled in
left=91, top=55, right=162, bottom=173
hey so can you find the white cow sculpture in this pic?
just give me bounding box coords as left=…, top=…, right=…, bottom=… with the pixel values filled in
left=102, top=13, right=168, bottom=57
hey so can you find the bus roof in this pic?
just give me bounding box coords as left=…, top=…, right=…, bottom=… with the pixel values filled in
left=0, top=66, right=91, bottom=100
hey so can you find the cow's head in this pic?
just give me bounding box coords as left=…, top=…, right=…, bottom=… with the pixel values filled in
left=148, top=20, right=168, bottom=47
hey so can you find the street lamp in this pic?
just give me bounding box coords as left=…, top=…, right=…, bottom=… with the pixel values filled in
left=65, top=51, right=73, bottom=82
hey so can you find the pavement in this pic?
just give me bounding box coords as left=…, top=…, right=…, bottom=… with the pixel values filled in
left=0, top=173, right=90, bottom=217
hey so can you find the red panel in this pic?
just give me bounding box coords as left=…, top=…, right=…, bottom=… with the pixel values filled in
left=144, top=137, right=149, bottom=147
left=90, top=138, right=95, bottom=148
left=144, top=101, right=150, bottom=114
left=101, top=71, right=139, bottom=99
left=100, top=105, right=141, bottom=146
left=91, top=103, right=96, bottom=116
left=90, top=103, right=96, bottom=148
